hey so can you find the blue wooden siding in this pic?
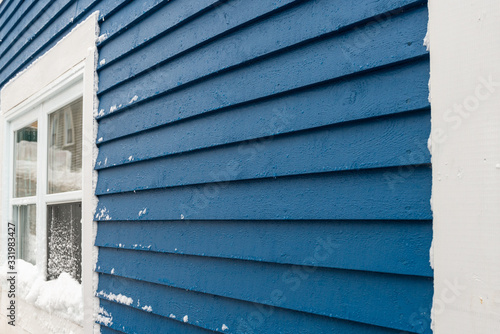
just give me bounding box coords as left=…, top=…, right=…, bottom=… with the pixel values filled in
left=94, top=0, right=433, bottom=333
left=0, top=0, right=432, bottom=333
left=0, top=0, right=132, bottom=87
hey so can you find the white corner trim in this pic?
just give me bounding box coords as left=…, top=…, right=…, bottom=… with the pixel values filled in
left=0, top=11, right=100, bottom=334
left=428, top=0, right=500, bottom=333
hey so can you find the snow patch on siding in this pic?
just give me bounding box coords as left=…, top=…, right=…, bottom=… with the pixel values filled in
left=95, top=207, right=111, bottom=220
left=97, top=290, right=133, bottom=306
left=142, top=305, right=153, bottom=312
left=96, top=33, right=109, bottom=44
left=96, top=307, right=113, bottom=326
left=423, top=31, right=430, bottom=51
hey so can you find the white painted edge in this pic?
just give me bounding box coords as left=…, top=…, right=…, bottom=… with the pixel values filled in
left=428, top=0, right=500, bottom=333
left=82, top=12, right=102, bottom=334
left=0, top=11, right=101, bottom=334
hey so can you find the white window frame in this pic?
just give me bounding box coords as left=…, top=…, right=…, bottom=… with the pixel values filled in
left=7, top=76, right=83, bottom=276
left=0, top=13, right=99, bottom=333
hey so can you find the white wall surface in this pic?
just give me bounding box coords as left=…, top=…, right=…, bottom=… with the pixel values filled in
left=429, top=0, right=500, bottom=332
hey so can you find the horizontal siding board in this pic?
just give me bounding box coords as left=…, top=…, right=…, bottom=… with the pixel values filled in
left=97, top=0, right=425, bottom=93
left=0, top=0, right=37, bottom=42
left=94, top=17, right=428, bottom=142
left=101, top=327, right=126, bottom=334
left=96, top=57, right=429, bottom=144
left=97, top=0, right=293, bottom=78
left=98, top=274, right=406, bottom=334
left=96, top=5, right=428, bottom=118
left=97, top=0, right=220, bottom=52
left=97, top=0, right=424, bottom=93
left=98, top=299, right=214, bottom=333
left=95, top=0, right=135, bottom=21
left=95, top=110, right=431, bottom=192
left=97, top=0, right=165, bottom=42
left=96, top=249, right=433, bottom=333
left=0, top=0, right=53, bottom=62
left=0, top=0, right=14, bottom=22
left=95, top=166, right=432, bottom=221
left=0, top=0, right=23, bottom=33
left=0, top=0, right=132, bottom=88
left=95, top=220, right=433, bottom=277
left=0, top=0, right=74, bottom=76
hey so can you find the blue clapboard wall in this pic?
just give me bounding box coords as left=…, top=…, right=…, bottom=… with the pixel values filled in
left=0, top=0, right=432, bottom=333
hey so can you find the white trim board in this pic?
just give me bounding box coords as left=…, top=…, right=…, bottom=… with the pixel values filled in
left=428, top=0, right=500, bottom=332
left=0, top=12, right=100, bottom=334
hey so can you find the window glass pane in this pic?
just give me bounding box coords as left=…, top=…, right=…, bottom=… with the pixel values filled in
left=14, top=205, right=37, bottom=265
left=48, top=98, right=82, bottom=194
left=47, top=202, right=82, bottom=282
left=14, top=121, right=38, bottom=197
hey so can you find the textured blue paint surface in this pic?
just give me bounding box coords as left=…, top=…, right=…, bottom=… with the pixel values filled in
left=96, top=248, right=433, bottom=332
left=98, top=274, right=409, bottom=334
left=95, top=109, right=431, bottom=185
left=96, top=4, right=428, bottom=119
left=99, top=299, right=214, bottom=334
left=96, top=165, right=432, bottom=221
left=96, top=57, right=430, bottom=145
left=97, top=0, right=418, bottom=93
left=0, top=0, right=24, bottom=33
left=96, top=219, right=433, bottom=277
left=0, top=0, right=433, bottom=332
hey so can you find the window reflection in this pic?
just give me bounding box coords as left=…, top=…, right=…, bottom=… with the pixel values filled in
left=14, top=205, right=37, bottom=265
left=14, top=121, right=38, bottom=198
left=48, top=98, right=83, bottom=194
left=47, top=202, right=82, bottom=282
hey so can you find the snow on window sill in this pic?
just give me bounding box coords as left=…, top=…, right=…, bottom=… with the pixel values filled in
left=0, top=260, right=83, bottom=326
